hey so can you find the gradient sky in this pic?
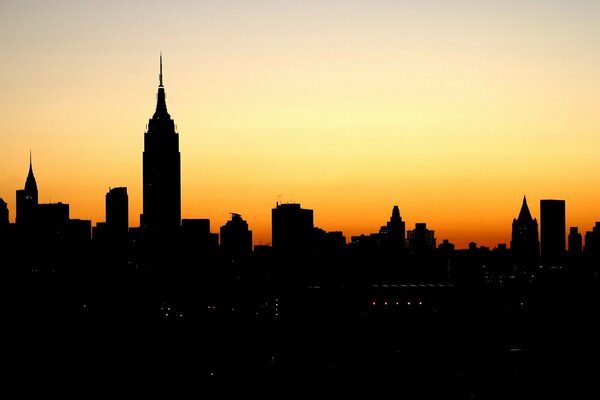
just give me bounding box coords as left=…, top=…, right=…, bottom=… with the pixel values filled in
left=1, top=0, right=600, bottom=248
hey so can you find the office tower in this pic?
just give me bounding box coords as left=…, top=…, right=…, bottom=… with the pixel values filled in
left=378, top=205, right=406, bottom=248
left=15, top=154, right=38, bottom=226
left=584, top=222, right=600, bottom=257
left=0, top=198, right=8, bottom=227
left=272, top=203, right=314, bottom=257
left=220, top=213, right=253, bottom=260
left=511, top=196, right=540, bottom=262
left=568, top=227, right=582, bottom=255
left=106, top=187, right=129, bottom=238
left=406, top=223, right=436, bottom=253
left=540, top=199, right=566, bottom=263
left=141, top=55, right=181, bottom=233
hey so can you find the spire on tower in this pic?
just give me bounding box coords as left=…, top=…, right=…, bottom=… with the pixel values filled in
left=159, top=52, right=163, bottom=87
left=517, top=196, right=534, bottom=222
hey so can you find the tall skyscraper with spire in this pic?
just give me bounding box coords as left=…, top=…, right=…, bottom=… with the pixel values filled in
left=16, top=153, right=38, bottom=226
left=141, top=54, right=181, bottom=233
left=511, top=196, right=539, bottom=263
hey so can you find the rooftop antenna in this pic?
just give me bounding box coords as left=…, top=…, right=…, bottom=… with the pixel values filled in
left=159, top=52, right=163, bottom=87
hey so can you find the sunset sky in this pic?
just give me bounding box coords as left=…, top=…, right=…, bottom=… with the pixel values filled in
left=1, top=0, right=600, bottom=248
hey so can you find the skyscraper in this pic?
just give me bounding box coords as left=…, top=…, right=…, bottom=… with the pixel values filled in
left=16, top=153, right=38, bottom=226
left=220, top=213, right=253, bottom=260
left=568, top=227, right=582, bottom=255
left=540, top=199, right=566, bottom=264
left=0, top=198, right=8, bottom=227
left=106, top=187, right=129, bottom=239
left=141, top=55, right=181, bottom=233
left=272, top=203, right=314, bottom=257
left=378, top=205, right=406, bottom=249
left=511, top=196, right=539, bottom=262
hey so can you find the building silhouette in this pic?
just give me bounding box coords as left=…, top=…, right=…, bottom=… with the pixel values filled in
left=15, top=154, right=38, bottom=226
left=141, top=55, right=181, bottom=233
left=0, top=198, right=8, bottom=227
left=220, top=213, right=253, bottom=260
left=540, top=199, right=566, bottom=264
left=272, top=203, right=314, bottom=257
left=106, top=187, right=129, bottom=239
left=568, top=227, right=582, bottom=255
left=378, top=205, right=405, bottom=249
left=584, top=222, right=600, bottom=258
left=511, top=196, right=539, bottom=263
left=36, top=202, right=69, bottom=233
left=406, top=223, right=436, bottom=253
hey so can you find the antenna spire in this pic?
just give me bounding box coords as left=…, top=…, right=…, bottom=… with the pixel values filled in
left=159, top=52, right=163, bottom=87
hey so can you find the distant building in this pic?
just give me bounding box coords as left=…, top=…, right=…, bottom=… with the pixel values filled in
left=64, top=219, right=92, bottom=242
left=15, top=155, right=38, bottom=226
left=438, top=239, right=455, bottom=252
left=36, top=202, right=69, bottom=233
left=378, top=205, right=405, bottom=249
left=106, top=187, right=128, bottom=239
left=141, top=55, right=181, bottom=233
left=406, top=223, right=436, bottom=253
left=584, top=222, right=600, bottom=257
left=0, top=198, right=8, bottom=227
left=540, top=199, right=566, bottom=263
left=511, top=196, right=539, bottom=262
left=272, top=203, right=314, bottom=257
left=181, top=219, right=218, bottom=253
left=220, top=213, right=252, bottom=260
left=568, top=227, right=582, bottom=255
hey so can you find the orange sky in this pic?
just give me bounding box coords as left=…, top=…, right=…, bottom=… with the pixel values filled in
left=1, top=1, right=600, bottom=248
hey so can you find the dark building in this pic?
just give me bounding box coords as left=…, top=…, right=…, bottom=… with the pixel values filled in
left=584, top=222, right=600, bottom=257
left=406, top=223, right=436, bottom=253
left=16, top=154, right=38, bottom=226
left=220, top=213, right=252, bottom=260
left=540, top=199, right=566, bottom=264
left=36, top=202, right=69, bottom=237
left=568, top=227, right=582, bottom=255
left=378, top=205, right=405, bottom=249
left=141, top=55, right=181, bottom=233
left=106, top=187, right=129, bottom=238
left=511, top=196, right=539, bottom=262
left=0, top=198, right=8, bottom=227
left=64, top=219, right=92, bottom=242
left=181, top=219, right=219, bottom=254
left=272, top=203, right=314, bottom=257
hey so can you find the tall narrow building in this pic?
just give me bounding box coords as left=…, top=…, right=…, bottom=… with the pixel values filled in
left=141, top=55, right=181, bottom=233
left=16, top=153, right=38, bottom=226
left=511, top=196, right=539, bottom=262
left=540, top=199, right=566, bottom=264
left=106, top=187, right=129, bottom=239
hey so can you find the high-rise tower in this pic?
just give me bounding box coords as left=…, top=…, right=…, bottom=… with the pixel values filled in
left=540, top=199, right=566, bottom=264
left=16, top=152, right=38, bottom=226
left=141, top=54, right=181, bottom=233
left=511, top=196, right=539, bottom=262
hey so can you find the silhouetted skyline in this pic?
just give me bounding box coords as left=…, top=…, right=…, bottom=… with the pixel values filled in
left=3, top=2, right=600, bottom=249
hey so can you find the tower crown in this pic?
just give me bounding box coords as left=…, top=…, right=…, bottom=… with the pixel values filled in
left=153, top=53, right=170, bottom=119
left=24, top=151, right=38, bottom=194
left=517, top=196, right=534, bottom=222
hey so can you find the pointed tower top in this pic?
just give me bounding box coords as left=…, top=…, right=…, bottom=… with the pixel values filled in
left=153, top=53, right=170, bottom=119
left=24, top=151, right=38, bottom=194
left=159, top=52, right=163, bottom=87
left=517, top=196, right=533, bottom=222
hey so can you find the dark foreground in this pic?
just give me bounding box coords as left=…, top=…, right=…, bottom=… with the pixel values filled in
left=4, top=266, right=600, bottom=398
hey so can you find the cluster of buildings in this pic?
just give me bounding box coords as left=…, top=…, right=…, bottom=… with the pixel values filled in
left=2, top=56, right=600, bottom=268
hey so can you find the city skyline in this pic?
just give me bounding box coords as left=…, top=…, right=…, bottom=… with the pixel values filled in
left=2, top=1, right=600, bottom=248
